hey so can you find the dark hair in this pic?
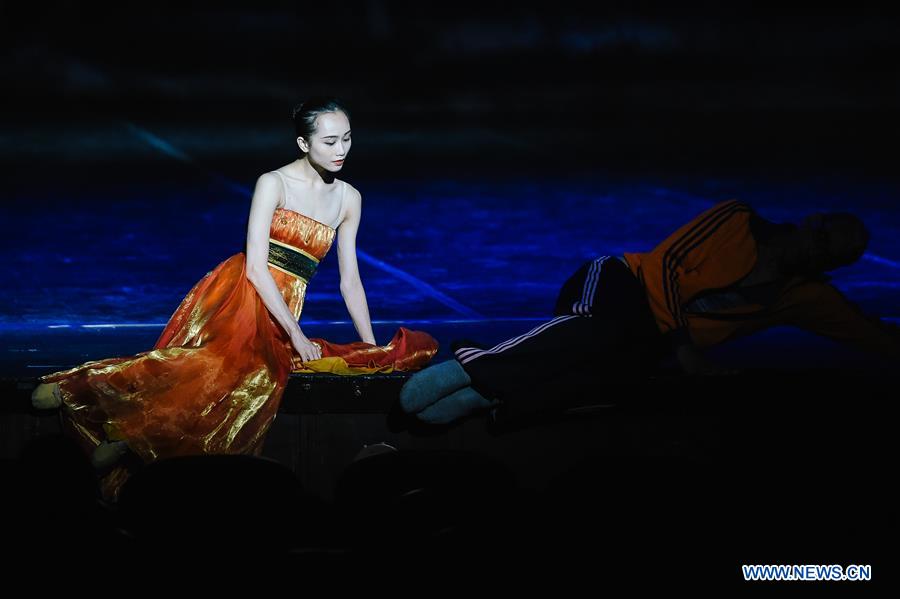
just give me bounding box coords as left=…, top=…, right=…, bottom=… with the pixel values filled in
left=804, top=212, right=870, bottom=271
left=291, top=97, right=351, bottom=150
left=823, top=212, right=869, bottom=266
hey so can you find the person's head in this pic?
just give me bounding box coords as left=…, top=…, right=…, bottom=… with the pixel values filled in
left=292, top=97, right=351, bottom=172
left=778, top=212, right=869, bottom=274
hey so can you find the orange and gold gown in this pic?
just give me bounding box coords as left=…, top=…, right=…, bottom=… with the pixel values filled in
left=39, top=207, right=438, bottom=499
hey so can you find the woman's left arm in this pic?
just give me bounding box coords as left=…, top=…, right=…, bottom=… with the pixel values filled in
left=337, top=186, right=377, bottom=345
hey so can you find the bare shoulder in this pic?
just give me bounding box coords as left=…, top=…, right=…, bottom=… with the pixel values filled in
left=255, top=171, right=280, bottom=188
left=336, top=181, right=361, bottom=229
left=341, top=180, right=362, bottom=204
left=253, top=172, right=284, bottom=205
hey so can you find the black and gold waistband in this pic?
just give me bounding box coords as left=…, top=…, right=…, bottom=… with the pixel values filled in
left=267, top=239, right=319, bottom=282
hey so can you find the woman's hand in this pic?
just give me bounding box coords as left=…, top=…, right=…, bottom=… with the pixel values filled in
left=291, top=331, right=322, bottom=363
left=676, top=345, right=739, bottom=376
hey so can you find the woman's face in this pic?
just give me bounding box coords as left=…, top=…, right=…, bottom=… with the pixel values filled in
left=300, top=111, right=351, bottom=172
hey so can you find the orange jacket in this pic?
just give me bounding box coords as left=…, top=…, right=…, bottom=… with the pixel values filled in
left=624, top=200, right=900, bottom=361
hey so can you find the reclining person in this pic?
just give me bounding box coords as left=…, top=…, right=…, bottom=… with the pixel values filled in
left=399, top=200, right=900, bottom=425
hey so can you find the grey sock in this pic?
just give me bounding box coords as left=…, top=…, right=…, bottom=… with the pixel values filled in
left=416, top=386, right=496, bottom=425
left=399, top=359, right=472, bottom=414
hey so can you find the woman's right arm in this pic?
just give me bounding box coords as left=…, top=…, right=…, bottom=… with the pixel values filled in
left=245, top=173, right=322, bottom=362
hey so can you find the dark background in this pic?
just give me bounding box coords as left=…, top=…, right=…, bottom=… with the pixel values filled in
left=1, top=2, right=895, bottom=584
left=4, top=1, right=899, bottom=176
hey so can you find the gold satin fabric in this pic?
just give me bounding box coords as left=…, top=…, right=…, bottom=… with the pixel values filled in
left=41, top=208, right=438, bottom=500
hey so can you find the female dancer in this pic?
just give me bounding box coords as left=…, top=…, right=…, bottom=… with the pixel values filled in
left=31, top=97, right=438, bottom=499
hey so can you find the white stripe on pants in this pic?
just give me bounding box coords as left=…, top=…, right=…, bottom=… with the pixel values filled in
left=455, top=315, right=580, bottom=365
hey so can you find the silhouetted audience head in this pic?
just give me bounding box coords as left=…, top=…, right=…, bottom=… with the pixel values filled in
left=7, top=434, right=110, bottom=562
left=116, top=454, right=310, bottom=553
left=334, top=450, right=517, bottom=553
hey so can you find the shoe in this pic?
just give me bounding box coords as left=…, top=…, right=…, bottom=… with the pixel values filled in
left=91, top=441, right=130, bottom=471
left=31, top=382, right=62, bottom=410
left=399, top=360, right=472, bottom=414
left=416, top=386, right=497, bottom=425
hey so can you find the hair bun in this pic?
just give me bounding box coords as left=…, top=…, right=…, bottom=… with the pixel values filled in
left=291, top=97, right=350, bottom=152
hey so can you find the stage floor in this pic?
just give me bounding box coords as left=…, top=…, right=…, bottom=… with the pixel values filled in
left=1, top=122, right=898, bottom=379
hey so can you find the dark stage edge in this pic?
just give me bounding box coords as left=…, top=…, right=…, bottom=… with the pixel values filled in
left=1, top=372, right=890, bottom=587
